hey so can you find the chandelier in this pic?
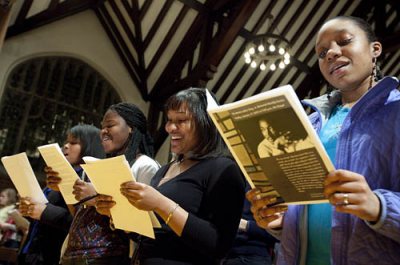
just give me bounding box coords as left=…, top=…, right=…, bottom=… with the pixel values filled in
left=244, top=33, right=291, bottom=71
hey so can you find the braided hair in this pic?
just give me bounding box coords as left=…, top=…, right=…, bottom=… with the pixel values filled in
left=107, top=103, right=154, bottom=165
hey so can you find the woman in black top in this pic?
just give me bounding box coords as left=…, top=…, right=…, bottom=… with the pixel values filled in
left=96, top=88, right=246, bottom=265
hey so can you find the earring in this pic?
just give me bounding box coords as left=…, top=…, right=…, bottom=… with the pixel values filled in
left=369, top=57, right=377, bottom=90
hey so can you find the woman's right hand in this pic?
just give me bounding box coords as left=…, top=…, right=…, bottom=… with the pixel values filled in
left=246, top=188, right=288, bottom=230
left=95, top=195, right=115, bottom=217
left=44, top=166, right=61, bottom=191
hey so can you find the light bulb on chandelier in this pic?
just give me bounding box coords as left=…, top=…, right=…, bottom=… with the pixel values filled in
left=244, top=33, right=291, bottom=71
left=243, top=13, right=292, bottom=72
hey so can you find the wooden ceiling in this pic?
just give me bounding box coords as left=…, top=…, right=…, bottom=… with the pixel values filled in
left=5, top=0, right=400, bottom=152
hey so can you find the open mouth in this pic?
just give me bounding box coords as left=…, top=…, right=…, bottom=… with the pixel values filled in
left=329, top=62, right=349, bottom=74
left=170, top=135, right=183, bottom=147
left=102, top=135, right=111, bottom=142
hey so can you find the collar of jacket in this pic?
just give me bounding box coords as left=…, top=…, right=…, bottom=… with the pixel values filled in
left=301, top=76, right=399, bottom=123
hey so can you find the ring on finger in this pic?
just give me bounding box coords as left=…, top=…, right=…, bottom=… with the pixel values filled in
left=343, top=193, right=349, bottom=205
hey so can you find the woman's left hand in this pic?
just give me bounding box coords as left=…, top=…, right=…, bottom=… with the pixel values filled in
left=120, top=181, right=165, bottom=211
left=73, top=179, right=97, bottom=206
left=324, top=169, right=381, bottom=222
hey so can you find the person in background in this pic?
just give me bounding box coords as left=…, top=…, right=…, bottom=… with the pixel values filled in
left=49, top=103, right=159, bottom=265
left=0, top=188, right=17, bottom=223
left=0, top=188, right=22, bottom=249
left=96, top=88, right=246, bottom=265
left=247, top=16, right=400, bottom=265
left=18, top=124, right=105, bottom=265
left=222, top=183, right=278, bottom=265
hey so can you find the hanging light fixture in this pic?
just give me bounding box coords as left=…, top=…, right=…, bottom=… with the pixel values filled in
left=244, top=15, right=291, bottom=71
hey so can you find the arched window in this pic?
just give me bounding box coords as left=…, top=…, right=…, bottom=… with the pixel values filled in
left=0, top=56, right=120, bottom=184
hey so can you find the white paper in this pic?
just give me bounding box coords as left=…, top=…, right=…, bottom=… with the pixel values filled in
left=81, top=155, right=157, bottom=238
left=1, top=152, right=48, bottom=204
left=206, top=89, right=219, bottom=109
left=38, top=143, right=79, bottom=204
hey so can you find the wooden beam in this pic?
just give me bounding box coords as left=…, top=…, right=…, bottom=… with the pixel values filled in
left=94, top=7, right=143, bottom=94
left=294, top=0, right=355, bottom=100
left=149, top=0, right=259, bottom=153
left=146, top=5, right=190, bottom=76
left=139, top=0, right=153, bottom=21
left=212, top=2, right=276, bottom=96
left=6, top=0, right=96, bottom=38
left=147, top=12, right=207, bottom=101
left=202, top=0, right=260, bottom=69
left=149, top=0, right=259, bottom=102
left=0, top=0, right=15, bottom=50
left=122, top=0, right=147, bottom=88
left=15, top=0, right=34, bottom=25
left=178, top=0, right=207, bottom=13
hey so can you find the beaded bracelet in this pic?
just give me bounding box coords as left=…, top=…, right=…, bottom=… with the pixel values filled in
left=165, top=203, right=179, bottom=225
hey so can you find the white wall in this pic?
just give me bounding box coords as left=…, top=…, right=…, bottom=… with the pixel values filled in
left=0, top=10, right=144, bottom=108
left=0, top=10, right=170, bottom=164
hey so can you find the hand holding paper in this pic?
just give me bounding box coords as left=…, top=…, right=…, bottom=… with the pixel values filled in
left=207, top=86, right=334, bottom=205
left=1, top=152, right=47, bottom=204
left=38, top=143, right=79, bottom=204
left=81, top=155, right=159, bottom=238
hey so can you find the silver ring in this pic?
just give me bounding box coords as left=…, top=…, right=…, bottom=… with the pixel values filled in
left=343, top=193, right=349, bottom=205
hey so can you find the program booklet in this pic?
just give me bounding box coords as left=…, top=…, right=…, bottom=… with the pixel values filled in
left=206, top=85, right=334, bottom=205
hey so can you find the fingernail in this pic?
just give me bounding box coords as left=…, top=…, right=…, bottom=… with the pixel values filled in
left=280, top=206, right=288, bottom=211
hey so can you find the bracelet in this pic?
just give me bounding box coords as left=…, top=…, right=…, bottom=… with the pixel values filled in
left=165, top=203, right=179, bottom=225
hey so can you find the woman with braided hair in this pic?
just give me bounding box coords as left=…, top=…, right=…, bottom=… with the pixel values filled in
left=48, top=103, right=159, bottom=265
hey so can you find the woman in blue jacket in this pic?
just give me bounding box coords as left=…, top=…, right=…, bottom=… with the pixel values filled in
left=247, top=16, right=400, bottom=265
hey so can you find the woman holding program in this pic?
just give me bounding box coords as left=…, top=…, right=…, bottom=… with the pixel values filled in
left=247, top=16, right=400, bottom=265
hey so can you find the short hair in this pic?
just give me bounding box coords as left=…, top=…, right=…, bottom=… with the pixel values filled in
left=69, top=124, right=105, bottom=160
left=329, top=16, right=377, bottom=42
left=164, top=87, right=228, bottom=160
left=107, top=103, right=154, bottom=165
